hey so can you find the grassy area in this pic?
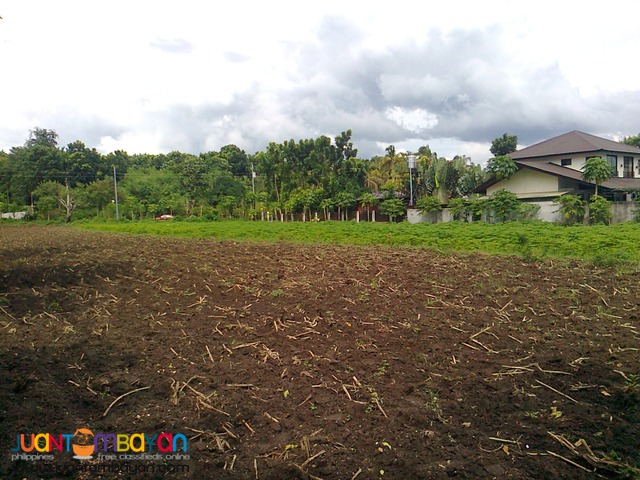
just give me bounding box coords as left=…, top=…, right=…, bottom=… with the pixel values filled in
left=72, top=219, right=640, bottom=265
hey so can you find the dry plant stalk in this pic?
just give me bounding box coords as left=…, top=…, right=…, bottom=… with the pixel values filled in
left=103, top=386, right=150, bottom=417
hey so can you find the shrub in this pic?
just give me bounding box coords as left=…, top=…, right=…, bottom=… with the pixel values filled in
left=517, top=203, right=540, bottom=221
left=488, top=189, right=521, bottom=222
left=416, top=196, right=442, bottom=214
left=588, top=195, right=611, bottom=225
left=447, top=198, right=469, bottom=221
left=469, top=198, right=488, bottom=221
left=553, top=195, right=585, bottom=224
left=380, top=198, right=406, bottom=222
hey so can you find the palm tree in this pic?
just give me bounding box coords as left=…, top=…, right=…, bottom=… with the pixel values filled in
left=365, top=167, right=385, bottom=193
left=582, top=156, right=613, bottom=196
left=359, top=193, right=379, bottom=221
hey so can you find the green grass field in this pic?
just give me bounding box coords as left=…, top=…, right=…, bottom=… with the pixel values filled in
left=73, top=219, right=640, bottom=266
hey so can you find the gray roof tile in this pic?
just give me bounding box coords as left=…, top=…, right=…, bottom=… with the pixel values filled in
left=511, top=131, right=640, bottom=159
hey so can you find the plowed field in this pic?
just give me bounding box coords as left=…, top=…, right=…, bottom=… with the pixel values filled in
left=0, top=226, right=638, bottom=479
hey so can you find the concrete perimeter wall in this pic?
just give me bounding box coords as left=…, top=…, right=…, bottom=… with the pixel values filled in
left=408, top=201, right=638, bottom=224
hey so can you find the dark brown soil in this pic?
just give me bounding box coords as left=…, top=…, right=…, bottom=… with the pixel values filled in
left=0, top=225, right=638, bottom=479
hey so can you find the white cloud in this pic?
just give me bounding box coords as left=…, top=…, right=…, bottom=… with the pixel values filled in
left=385, top=107, right=438, bottom=133
left=1, top=0, right=639, bottom=164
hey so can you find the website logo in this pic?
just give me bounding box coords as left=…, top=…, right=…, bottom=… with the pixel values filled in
left=10, top=429, right=188, bottom=462
left=72, top=428, right=94, bottom=460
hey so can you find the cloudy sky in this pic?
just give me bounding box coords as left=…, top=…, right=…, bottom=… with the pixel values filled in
left=1, top=1, right=639, bottom=164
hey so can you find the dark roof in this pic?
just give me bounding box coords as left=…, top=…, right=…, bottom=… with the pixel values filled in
left=368, top=191, right=407, bottom=200
left=475, top=160, right=640, bottom=193
left=511, top=131, right=640, bottom=159
left=515, top=160, right=584, bottom=181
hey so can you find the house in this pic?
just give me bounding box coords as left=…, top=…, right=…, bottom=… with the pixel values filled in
left=476, top=131, right=640, bottom=221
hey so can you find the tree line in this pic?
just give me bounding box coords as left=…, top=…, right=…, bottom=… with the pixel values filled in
left=2, top=128, right=634, bottom=222
left=0, top=127, right=495, bottom=222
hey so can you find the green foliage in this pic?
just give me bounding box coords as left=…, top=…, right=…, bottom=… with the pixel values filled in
left=588, top=195, right=611, bottom=225
left=33, top=180, right=64, bottom=220
left=488, top=189, right=521, bottom=222
left=334, top=191, right=357, bottom=220
left=359, top=193, right=378, bottom=222
left=622, top=133, right=640, bottom=148
left=516, top=234, right=533, bottom=261
left=518, top=203, right=540, bottom=220
left=490, top=133, right=518, bottom=157
left=379, top=198, right=406, bottom=221
left=553, top=195, right=585, bottom=224
left=447, top=197, right=488, bottom=222
left=486, top=155, right=518, bottom=180
left=447, top=197, right=469, bottom=221
left=416, top=196, right=442, bottom=214
left=421, top=157, right=467, bottom=203
left=77, top=220, right=640, bottom=265
left=582, top=156, right=613, bottom=195
left=457, top=162, right=487, bottom=196
left=217, top=196, right=238, bottom=219
left=26, top=127, right=59, bottom=148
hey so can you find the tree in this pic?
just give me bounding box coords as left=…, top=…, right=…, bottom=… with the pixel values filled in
left=359, top=193, right=378, bottom=221
left=64, top=141, right=105, bottom=184
left=490, top=133, right=518, bottom=156
left=422, top=157, right=463, bottom=203
left=33, top=180, right=63, bottom=220
left=26, top=127, right=59, bottom=148
left=320, top=197, right=335, bottom=221
left=78, top=178, right=116, bottom=216
left=365, top=146, right=404, bottom=193
left=334, top=191, right=356, bottom=221
left=121, top=167, right=183, bottom=218
left=582, top=156, right=612, bottom=195
left=622, top=133, right=640, bottom=148
left=458, top=162, right=487, bottom=196
left=217, top=196, right=238, bottom=219
left=486, top=155, right=518, bottom=180
left=219, top=145, right=250, bottom=177
left=380, top=198, right=405, bottom=222
left=334, top=130, right=358, bottom=161
left=10, top=134, right=64, bottom=200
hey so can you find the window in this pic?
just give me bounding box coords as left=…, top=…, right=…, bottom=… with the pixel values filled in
left=606, top=154, right=618, bottom=177
left=623, top=156, right=634, bottom=178
left=560, top=158, right=572, bottom=166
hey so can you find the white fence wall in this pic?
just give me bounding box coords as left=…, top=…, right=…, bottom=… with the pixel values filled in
left=408, top=201, right=637, bottom=224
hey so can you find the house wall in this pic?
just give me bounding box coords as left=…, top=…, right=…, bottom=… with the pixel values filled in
left=546, top=152, right=640, bottom=178
left=486, top=169, right=558, bottom=196
left=531, top=201, right=563, bottom=223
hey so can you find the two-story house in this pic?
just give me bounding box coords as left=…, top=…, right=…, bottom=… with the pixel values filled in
left=478, top=130, right=640, bottom=200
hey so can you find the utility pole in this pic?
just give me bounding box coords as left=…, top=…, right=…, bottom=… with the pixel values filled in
left=113, top=165, right=120, bottom=220
left=251, top=162, right=256, bottom=209
left=407, top=154, right=416, bottom=206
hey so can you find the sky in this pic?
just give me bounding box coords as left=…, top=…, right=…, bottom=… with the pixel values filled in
left=1, top=1, right=639, bottom=164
